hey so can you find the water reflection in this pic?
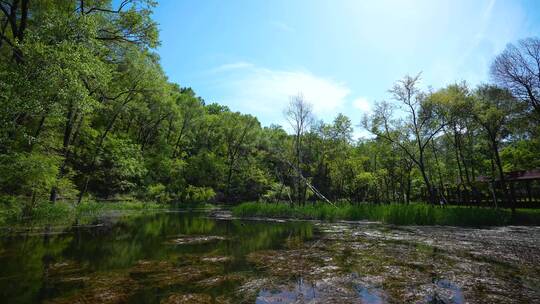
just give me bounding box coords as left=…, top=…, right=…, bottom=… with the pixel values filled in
left=0, top=212, right=315, bottom=303
left=0, top=212, right=538, bottom=303
left=254, top=279, right=388, bottom=303
left=256, top=278, right=318, bottom=304
left=355, top=284, right=385, bottom=304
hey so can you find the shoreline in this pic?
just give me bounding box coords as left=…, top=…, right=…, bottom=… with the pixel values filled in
left=231, top=202, right=540, bottom=227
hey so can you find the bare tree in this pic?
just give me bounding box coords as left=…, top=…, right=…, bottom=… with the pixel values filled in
left=285, top=94, right=313, bottom=204
left=491, top=37, right=540, bottom=120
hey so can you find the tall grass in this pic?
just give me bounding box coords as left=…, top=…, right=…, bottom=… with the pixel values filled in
left=232, top=202, right=539, bottom=226
left=0, top=200, right=168, bottom=225
left=76, top=200, right=166, bottom=217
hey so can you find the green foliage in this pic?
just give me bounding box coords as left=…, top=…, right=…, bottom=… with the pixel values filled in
left=0, top=1, right=538, bottom=218
left=146, top=183, right=169, bottom=203
left=0, top=195, right=22, bottom=225
left=0, top=199, right=167, bottom=226
left=0, top=153, right=60, bottom=204
left=98, top=136, right=146, bottom=194
left=501, top=139, right=540, bottom=171
left=29, top=202, right=73, bottom=222
left=76, top=200, right=165, bottom=216
left=261, top=183, right=292, bottom=202
left=182, top=186, right=216, bottom=204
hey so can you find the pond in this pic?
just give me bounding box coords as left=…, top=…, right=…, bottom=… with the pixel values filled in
left=0, top=211, right=539, bottom=303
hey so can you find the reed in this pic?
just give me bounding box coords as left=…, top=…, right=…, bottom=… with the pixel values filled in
left=232, top=202, right=540, bottom=226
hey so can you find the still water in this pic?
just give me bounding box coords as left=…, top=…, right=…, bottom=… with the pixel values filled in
left=0, top=211, right=539, bottom=303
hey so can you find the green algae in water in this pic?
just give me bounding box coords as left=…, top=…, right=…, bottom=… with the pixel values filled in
left=0, top=212, right=315, bottom=303
left=0, top=212, right=539, bottom=303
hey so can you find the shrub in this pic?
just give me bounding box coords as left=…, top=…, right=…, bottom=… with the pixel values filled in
left=0, top=152, right=60, bottom=206
left=183, top=186, right=216, bottom=204
left=147, top=183, right=170, bottom=203
left=0, top=195, right=23, bottom=225
left=260, top=183, right=292, bottom=203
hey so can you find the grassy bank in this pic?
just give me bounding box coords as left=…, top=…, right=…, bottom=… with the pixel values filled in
left=232, top=202, right=540, bottom=226
left=0, top=200, right=170, bottom=226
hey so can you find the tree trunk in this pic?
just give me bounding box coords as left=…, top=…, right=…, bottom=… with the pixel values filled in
left=418, top=161, right=435, bottom=204
left=50, top=104, right=78, bottom=203
left=492, top=140, right=514, bottom=213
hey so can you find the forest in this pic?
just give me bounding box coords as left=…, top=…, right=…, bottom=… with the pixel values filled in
left=2, top=2, right=540, bottom=303
left=1, top=0, right=540, bottom=219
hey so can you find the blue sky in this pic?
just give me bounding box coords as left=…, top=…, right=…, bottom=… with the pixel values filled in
left=153, top=0, right=540, bottom=136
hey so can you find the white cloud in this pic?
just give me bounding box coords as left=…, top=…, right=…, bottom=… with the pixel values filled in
left=211, top=63, right=351, bottom=126
left=209, top=62, right=254, bottom=73
left=352, top=97, right=371, bottom=113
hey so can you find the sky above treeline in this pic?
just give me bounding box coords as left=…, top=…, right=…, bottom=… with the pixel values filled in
left=153, top=0, right=540, bottom=137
